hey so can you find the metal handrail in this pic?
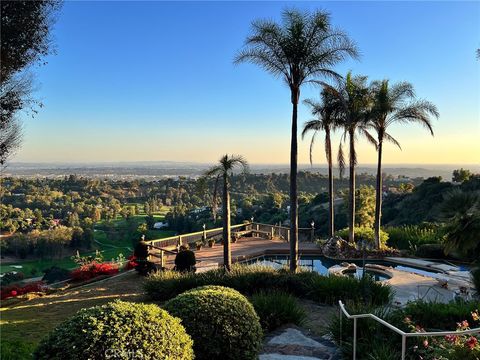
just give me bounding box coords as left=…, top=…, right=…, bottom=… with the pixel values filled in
left=338, top=300, right=480, bottom=360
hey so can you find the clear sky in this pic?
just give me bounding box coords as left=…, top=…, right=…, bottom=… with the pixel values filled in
left=13, top=1, right=480, bottom=165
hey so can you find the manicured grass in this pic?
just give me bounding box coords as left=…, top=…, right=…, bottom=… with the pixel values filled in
left=0, top=272, right=146, bottom=346
left=1, top=208, right=175, bottom=276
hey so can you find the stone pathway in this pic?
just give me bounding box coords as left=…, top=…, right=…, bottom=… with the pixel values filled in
left=260, top=327, right=341, bottom=360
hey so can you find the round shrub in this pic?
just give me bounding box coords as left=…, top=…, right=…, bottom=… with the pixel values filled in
left=164, top=285, right=263, bottom=360
left=174, top=249, right=196, bottom=272
left=34, top=300, right=194, bottom=360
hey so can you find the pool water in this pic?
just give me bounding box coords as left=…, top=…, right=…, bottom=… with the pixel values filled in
left=245, top=255, right=444, bottom=279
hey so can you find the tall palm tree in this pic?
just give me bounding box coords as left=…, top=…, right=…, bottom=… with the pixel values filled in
left=369, top=80, right=438, bottom=248
left=302, top=90, right=340, bottom=238
left=325, top=72, right=375, bottom=243
left=205, top=154, right=249, bottom=271
left=235, top=9, right=358, bottom=271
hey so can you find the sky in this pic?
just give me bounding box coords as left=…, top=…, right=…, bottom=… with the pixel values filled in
left=12, top=1, right=480, bottom=165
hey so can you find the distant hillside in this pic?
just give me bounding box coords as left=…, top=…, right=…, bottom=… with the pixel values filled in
left=3, top=161, right=478, bottom=180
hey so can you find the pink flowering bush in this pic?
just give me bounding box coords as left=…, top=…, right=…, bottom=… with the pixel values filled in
left=406, top=310, right=480, bottom=359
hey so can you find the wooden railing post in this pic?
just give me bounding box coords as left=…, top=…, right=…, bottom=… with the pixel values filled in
left=160, top=250, right=165, bottom=269
left=287, top=229, right=290, bottom=243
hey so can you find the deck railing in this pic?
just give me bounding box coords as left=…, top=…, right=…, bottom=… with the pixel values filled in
left=338, top=300, right=480, bottom=360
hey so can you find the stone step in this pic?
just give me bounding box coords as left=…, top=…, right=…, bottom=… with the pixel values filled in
left=261, top=328, right=339, bottom=360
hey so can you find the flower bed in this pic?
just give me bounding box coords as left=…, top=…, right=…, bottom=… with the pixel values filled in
left=0, top=281, right=46, bottom=300
left=70, top=261, right=119, bottom=282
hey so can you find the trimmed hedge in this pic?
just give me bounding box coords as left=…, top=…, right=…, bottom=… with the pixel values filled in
left=250, top=290, right=306, bottom=332
left=164, top=285, right=263, bottom=360
left=145, top=264, right=392, bottom=306
left=34, top=300, right=193, bottom=360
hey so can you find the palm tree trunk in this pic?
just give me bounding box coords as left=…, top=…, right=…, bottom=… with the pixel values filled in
left=348, top=128, right=355, bottom=243
left=374, top=139, right=383, bottom=249
left=222, top=173, right=231, bottom=271
left=326, top=129, right=334, bottom=238
left=290, top=88, right=299, bottom=272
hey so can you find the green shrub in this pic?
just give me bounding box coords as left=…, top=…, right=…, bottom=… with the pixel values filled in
left=0, top=272, right=24, bottom=286
left=328, top=303, right=398, bottom=359
left=414, top=243, right=446, bottom=259
left=336, top=227, right=389, bottom=247
left=145, top=264, right=392, bottom=306
left=174, top=249, right=196, bottom=272
left=250, top=290, right=306, bottom=332
left=386, top=224, right=443, bottom=250
left=328, top=300, right=480, bottom=359
left=164, top=285, right=263, bottom=360
left=42, top=266, right=71, bottom=284
left=400, top=299, right=480, bottom=330
left=1, top=339, right=35, bottom=360
left=34, top=300, right=193, bottom=360
left=308, top=273, right=393, bottom=306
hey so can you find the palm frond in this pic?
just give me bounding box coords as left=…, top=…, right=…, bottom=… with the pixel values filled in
left=383, top=132, right=402, bottom=150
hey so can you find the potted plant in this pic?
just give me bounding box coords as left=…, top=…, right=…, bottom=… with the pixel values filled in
left=208, top=239, right=215, bottom=248
left=195, top=241, right=203, bottom=251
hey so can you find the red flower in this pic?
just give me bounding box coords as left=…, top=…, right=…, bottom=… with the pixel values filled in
left=466, top=336, right=478, bottom=350
left=10, top=290, right=17, bottom=296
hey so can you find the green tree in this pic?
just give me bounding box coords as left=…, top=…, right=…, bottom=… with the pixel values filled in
left=205, top=154, right=248, bottom=271
left=302, top=89, right=341, bottom=238
left=235, top=8, right=358, bottom=271
left=325, top=72, right=374, bottom=243
left=369, top=80, right=438, bottom=248
left=441, top=190, right=480, bottom=260
left=452, top=168, right=472, bottom=183
left=1, top=0, right=63, bottom=164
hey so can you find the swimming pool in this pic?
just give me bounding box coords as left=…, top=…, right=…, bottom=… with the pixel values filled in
left=244, top=255, right=446, bottom=278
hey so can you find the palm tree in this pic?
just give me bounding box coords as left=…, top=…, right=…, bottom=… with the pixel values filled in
left=302, top=90, right=340, bottom=238
left=205, top=154, right=249, bottom=271
left=324, top=72, right=375, bottom=243
left=235, top=9, right=358, bottom=271
left=440, top=189, right=480, bottom=258
left=369, top=80, right=438, bottom=248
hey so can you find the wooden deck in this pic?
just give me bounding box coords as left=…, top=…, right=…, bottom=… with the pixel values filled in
left=160, top=237, right=321, bottom=271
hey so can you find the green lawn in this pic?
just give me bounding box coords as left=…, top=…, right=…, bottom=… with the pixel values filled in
left=0, top=207, right=175, bottom=276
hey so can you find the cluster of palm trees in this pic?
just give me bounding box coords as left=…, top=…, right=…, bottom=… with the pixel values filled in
left=207, top=8, right=439, bottom=272
left=302, top=74, right=439, bottom=250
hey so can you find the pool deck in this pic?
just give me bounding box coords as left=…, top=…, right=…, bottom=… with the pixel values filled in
left=160, top=239, right=474, bottom=305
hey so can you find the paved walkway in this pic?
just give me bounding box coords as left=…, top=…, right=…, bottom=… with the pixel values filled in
left=260, top=327, right=340, bottom=360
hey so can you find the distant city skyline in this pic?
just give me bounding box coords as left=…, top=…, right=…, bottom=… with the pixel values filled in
left=12, top=1, right=480, bottom=165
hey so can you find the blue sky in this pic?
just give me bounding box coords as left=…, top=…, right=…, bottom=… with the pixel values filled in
left=14, top=1, right=480, bottom=165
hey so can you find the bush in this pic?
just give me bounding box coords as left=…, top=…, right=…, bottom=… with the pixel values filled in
left=1, top=339, right=36, bottom=360
left=174, top=249, right=196, bottom=272
left=42, top=266, right=71, bottom=284
left=70, top=261, right=119, bottom=281
left=308, top=273, right=393, bottom=306
left=328, top=300, right=480, bottom=359
left=145, top=264, right=392, bottom=306
left=34, top=300, right=193, bottom=360
left=386, top=224, right=443, bottom=250
left=0, top=272, right=24, bottom=286
left=250, top=290, right=306, bottom=332
left=400, top=300, right=480, bottom=330
left=164, top=285, right=263, bottom=360
left=0, top=281, right=46, bottom=300
left=415, top=243, right=446, bottom=259
left=336, top=227, right=389, bottom=248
